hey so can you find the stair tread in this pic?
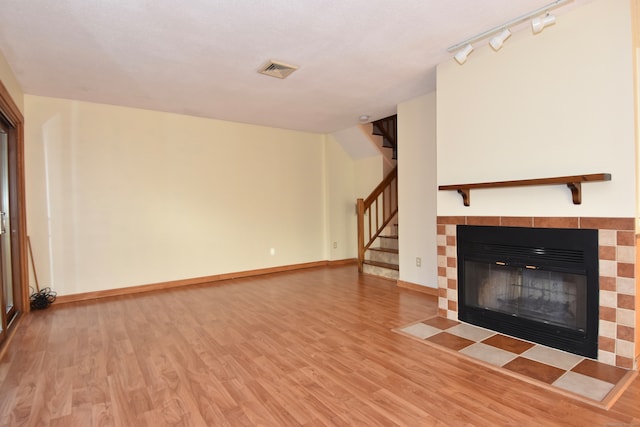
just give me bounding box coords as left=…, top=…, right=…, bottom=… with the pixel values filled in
left=378, top=235, right=398, bottom=239
left=369, top=247, right=398, bottom=254
left=363, top=260, right=399, bottom=270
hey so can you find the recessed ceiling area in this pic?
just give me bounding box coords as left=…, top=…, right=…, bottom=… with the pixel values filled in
left=0, top=0, right=593, bottom=133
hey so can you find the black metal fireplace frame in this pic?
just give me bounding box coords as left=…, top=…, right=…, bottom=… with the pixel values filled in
left=457, top=225, right=599, bottom=358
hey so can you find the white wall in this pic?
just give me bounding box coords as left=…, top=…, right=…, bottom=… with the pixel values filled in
left=437, top=0, right=635, bottom=217
left=398, top=92, right=437, bottom=288
left=24, top=95, right=351, bottom=296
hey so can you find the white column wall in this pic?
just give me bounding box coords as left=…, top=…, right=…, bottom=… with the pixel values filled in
left=398, top=92, right=438, bottom=288
left=437, top=0, right=635, bottom=217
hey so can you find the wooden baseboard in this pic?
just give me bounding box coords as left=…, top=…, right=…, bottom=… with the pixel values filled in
left=396, top=280, right=438, bottom=296
left=55, top=259, right=357, bottom=305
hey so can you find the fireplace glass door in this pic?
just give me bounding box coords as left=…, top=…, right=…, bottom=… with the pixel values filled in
left=464, top=260, right=587, bottom=332
left=457, top=225, right=599, bottom=358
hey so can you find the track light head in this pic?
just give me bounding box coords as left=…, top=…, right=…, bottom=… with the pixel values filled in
left=489, top=28, right=512, bottom=51
left=532, top=12, right=556, bottom=34
left=447, top=1, right=569, bottom=64
left=454, top=44, right=474, bottom=65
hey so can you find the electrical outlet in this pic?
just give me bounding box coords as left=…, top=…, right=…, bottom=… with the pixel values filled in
left=416, top=257, right=422, bottom=267
left=333, top=242, right=337, bottom=249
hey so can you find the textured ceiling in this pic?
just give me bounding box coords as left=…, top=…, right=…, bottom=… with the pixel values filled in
left=0, top=0, right=593, bottom=133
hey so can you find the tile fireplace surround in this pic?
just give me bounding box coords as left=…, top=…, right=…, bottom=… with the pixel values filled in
left=437, top=216, right=638, bottom=370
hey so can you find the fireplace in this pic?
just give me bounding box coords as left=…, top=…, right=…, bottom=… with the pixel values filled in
left=457, top=225, right=599, bottom=358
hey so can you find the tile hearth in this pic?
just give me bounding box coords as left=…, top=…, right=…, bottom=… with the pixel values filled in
left=436, top=216, right=638, bottom=370
left=394, top=316, right=636, bottom=409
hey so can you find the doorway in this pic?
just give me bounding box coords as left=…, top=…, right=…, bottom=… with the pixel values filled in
left=0, top=119, right=17, bottom=334
left=0, top=82, right=27, bottom=348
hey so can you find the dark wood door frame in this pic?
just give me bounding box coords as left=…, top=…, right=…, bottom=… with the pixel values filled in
left=0, top=79, right=28, bottom=336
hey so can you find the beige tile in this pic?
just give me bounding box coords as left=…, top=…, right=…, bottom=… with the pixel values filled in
left=399, top=322, right=442, bottom=339
left=616, top=246, right=635, bottom=263
left=438, top=297, right=447, bottom=311
left=598, top=229, right=616, bottom=246
left=460, top=342, right=517, bottom=367
left=446, top=245, right=456, bottom=258
left=597, top=350, right=616, bottom=366
left=617, top=278, right=636, bottom=296
left=446, top=289, right=457, bottom=302
left=617, top=308, right=635, bottom=327
left=599, top=320, right=616, bottom=338
left=445, top=224, right=456, bottom=235
left=599, top=290, right=617, bottom=309
left=598, top=260, right=617, bottom=278
left=520, top=345, right=583, bottom=371
left=616, top=340, right=635, bottom=359
left=447, top=323, right=495, bottom=342
left=553, top=371, right=614, bottom=402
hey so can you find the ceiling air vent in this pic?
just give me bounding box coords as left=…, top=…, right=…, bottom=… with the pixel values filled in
left=258, top=60, right=298, bottom=79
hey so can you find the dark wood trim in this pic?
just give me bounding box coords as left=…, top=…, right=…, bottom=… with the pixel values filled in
left=54, top=259, right=356, bottom=305
left=396, top=280, right=438, bottom=296
left=438, top=173, right=611, bottom=206
left=0, top=79, right=27, bottom=321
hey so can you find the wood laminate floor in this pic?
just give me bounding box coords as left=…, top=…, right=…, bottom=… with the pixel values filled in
left=0, top=265, right=639, bottom=426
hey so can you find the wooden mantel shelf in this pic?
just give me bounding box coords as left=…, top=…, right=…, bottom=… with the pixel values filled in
left=438, top=173, right=611, bottom=206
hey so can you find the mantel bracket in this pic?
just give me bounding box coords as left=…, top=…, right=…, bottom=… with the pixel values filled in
left=457, top=188, right=471, bottom=207
left=567, top=182, right=581, bottom=204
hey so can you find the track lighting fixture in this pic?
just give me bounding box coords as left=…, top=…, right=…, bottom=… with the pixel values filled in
left=454, top=44, right=474, bottom=65
left=489, top=29, right=511, bottom=51
left=447, top=0, right=571, bottom=65
left=531, top=13, right=557, bottom=34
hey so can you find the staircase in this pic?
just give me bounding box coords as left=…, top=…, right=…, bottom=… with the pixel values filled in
left=371, top=115, right=397, bottom=160
left=357, top=115, right=399, bottom=280
left=362, top=222, right=399, bottom=279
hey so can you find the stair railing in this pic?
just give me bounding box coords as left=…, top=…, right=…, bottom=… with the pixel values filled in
left=357, top=166, right=398, bottom=272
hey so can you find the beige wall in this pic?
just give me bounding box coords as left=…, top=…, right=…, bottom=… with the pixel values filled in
left=24, top=95, right=355, bottom=296
left=0, top=49, right=23, bottom=114
left=398, top=92, right=438, bottom=288
left=354, top=156, right=383, bottom=198
left=437, top=0, right=635, bottom=217
left=325, top=134, right=358, bottom=260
